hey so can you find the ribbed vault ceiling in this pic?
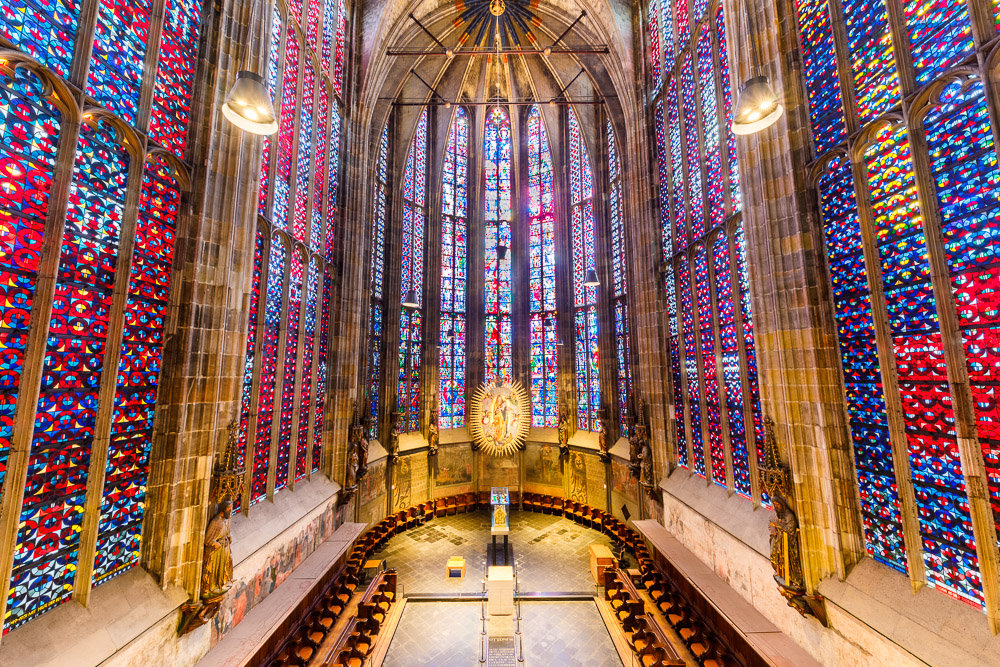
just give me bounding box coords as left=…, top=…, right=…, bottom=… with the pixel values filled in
left=357, top=0, right=637, bottom=165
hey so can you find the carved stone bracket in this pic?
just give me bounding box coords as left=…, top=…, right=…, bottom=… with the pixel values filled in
left=760, top=416, right=828, bottom=626
left=177, top=589, right=228, bottom=636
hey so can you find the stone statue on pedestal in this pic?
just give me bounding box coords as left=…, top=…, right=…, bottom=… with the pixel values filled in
left=557, top=409, right=570, bottom=472
left=201, top=500, right=234, bottom=597
left=428, top=411, right=440, bottom=477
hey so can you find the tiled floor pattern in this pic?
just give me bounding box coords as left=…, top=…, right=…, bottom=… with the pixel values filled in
left=371, top=510, right=621, bottom=595
left=377, top=511, right=628, bottom=665
left=382, top=601, right=482, bottom=667
left=382, top=600, right=623, bottom=666
left=519, top=601, right=623, bottom=666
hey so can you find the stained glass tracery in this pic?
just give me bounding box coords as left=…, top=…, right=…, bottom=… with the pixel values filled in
left=570, top=110, right=600, bottom=432
left=484, top=106, right=512, bottom=385
left=528, top=106, right=558, bottom=427
left=398, top=111, right=427, bottom=434
left=440, top=108, right=468, bottom=429
left=650, top=2, right=759, bottom=499
left=608, top=121, right=631, bottom=434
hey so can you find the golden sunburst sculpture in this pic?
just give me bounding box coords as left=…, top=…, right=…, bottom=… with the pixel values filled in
left=469, top=380, right=531, bottom=456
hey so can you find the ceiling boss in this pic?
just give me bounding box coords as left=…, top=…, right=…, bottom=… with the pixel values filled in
left=469, top=381, right=531, bottom=456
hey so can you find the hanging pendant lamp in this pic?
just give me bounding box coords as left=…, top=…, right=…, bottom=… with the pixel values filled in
left=223, top=0, right=278, bottom=135
left=584, top=268, right=600, bottom=288
left=403, top=289, right=420, bottom=308
left=731, top=0, right=782, bottom=136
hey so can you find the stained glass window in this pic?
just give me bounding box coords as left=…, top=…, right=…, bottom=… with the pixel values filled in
left=484, top=106, right=512, bottom=385
left=440, top=108, right=468, bottom=429
left=258, top=8, right=283, bottom=219
left=649, top=2, right=763, bottom=499
left=367, top=126, right=389, bottom=436
left=88, top=0, right=153, bottom=124
left=648, top=0, right=661, bottom=84
left=794, top=1, right=1000, bottom=610
left=608, top=121, right=631, bottom=434
left=11, top=116, right=129, bottom=627
left=273, top=24, right=300, bottom=231
left=569, top=110, right=600, bottom=432
left=0, top=0, right=208, bottom=626
left=528, top=106, right=558, bottom=427
left=240, top=2, right=344, bottom=499
left=148, top=0, right=203, bottom=157
left=333, top=0, right=347, bottom=98
left=0, top=68, right=61, bottom=504
left=398, top=111, right=427, bottom=433
left=0, top=0, right=81, bottom=77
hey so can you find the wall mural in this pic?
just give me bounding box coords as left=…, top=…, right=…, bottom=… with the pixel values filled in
left=568, top=452, right=587, bottom=503
left=480, top=453, right=519, bottom=489
left=359, top=459, right=386, bottom=505
left=525, top=442, right=561, bottom=486
left=435, top=446, right=474, bottom=486
left=211, top=501, right=336, bottom=644
left=611, top=459, right=637, bottom=502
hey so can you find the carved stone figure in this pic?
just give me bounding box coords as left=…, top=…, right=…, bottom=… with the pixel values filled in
left=557, top=409, right=571, bottom=471
left=570, top=453, right=587, bottom=503
left=759, top=416, right=828, bottom=625
left=201, top=500, right=234, bottom=597
left=428, top=412, right=440, bottom=477
left=638, top=439, right=653, bottom=488
left=388, top=412, right=401, bottom=461
left=628, top=425, right=643, bottom=479
left=597, top=415, right=610, bottom=462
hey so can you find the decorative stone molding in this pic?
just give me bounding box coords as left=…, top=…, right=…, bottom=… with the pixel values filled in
left=761, top=416, right=827, bottom=626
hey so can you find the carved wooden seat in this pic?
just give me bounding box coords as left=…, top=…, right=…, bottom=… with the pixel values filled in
left=333, top=647, right=365, bottom=667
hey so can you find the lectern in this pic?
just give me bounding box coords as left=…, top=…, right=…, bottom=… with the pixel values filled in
left=490, top=486, right=510, bottom=565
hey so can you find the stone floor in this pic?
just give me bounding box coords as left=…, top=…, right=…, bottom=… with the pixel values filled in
left=382, top=602, right=482, bottom=667
left=375, top=510, right=629, bottom=665
left=519, top=601, right=623, bottom=666
left=371, top=509, right=621, bottom=595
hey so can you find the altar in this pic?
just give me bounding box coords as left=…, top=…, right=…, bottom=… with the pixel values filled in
left=490, top=486, right=510, bottom=565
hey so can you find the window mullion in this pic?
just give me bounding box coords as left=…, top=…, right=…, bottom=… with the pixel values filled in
left=240, top=225, right=274, bottom=513
left=71, top=143, right=149, bottom=607
left=727, top=217, right=761, bottom=505
left=0, top=108, right=83, bottom=644
left=267, top=235, right=293, bottom=500
left=706, top=231, right=734, bottom=493
left=845, top=147, right=927, bottom=585
left=905, top=117, right=1000, bottom=629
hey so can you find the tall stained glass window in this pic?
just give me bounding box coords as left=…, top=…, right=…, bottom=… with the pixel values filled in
left=0, top=0, right=204, bottom=631
left=440, top=108, right=468, bottom=429
left=367, top=126, right=390, bottom=437
left=398, top=111, right=427, bottom=433
left=528, top=106, right=558, bottom=427
left=569, top=110, right=600, bottom=432
left=793, top=0, right=999, bottom=610
left=647, top=1, right=764, bottom=499
left=484, top=107, right=513, bottom=384
left=608, top=121, right=631, bottom=434
left=239, top=0, right=346, bottom=506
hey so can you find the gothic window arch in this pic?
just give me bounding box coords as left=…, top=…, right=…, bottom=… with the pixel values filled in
left=0, top=0, right=203, bottom=631
left=528, top=105, right=559, bottom=427
left=793, top=0, right=1000, bottom=613
left=607, top=120, right=632, bottom=434
left=647, top=0, right=765, bottom=499
left=239, top=0, right=348, bottom=507
left=484, top=106, right=513, bottom=385
left=366, top=125, right=390, bottom=437
left=569, top=109, right=600, bottom=432
left=398, top=110, right=428, bottom=433
left=439, top=107, right=469, bottom=429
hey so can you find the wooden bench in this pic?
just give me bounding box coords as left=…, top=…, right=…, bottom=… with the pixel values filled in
left=604, top=567, right=685, bottom=666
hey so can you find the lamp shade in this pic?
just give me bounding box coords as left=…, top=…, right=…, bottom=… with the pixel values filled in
left=584, top=268, right=600, bottom=288
left=402, top=289, right=420, bottom=308
left=732, top=75, right=783, bottom=136
left=497, top=243, right=508, bottom=260
left=222, top=71, right=278, bottom=135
